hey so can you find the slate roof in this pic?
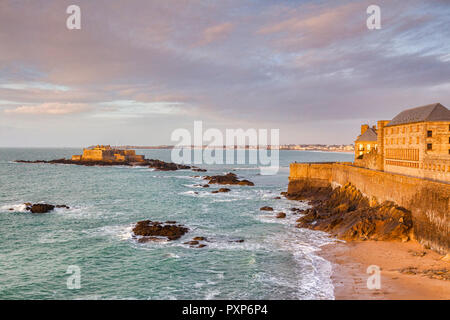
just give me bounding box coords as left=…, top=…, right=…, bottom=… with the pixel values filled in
left=356, top=127, right=378, bottom=142
left=385, top=103, right=450, bottom=127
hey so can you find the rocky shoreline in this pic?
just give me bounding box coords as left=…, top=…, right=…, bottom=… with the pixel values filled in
left=15, top=158, right=203, bottom=171
left=285, top=183, right=413, bottom=242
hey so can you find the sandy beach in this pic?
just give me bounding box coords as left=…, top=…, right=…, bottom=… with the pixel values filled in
left=319, top=240, right=450, bottom=300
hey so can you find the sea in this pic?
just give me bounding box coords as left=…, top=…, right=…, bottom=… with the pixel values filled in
left=0, top=148, right=353, bottom=300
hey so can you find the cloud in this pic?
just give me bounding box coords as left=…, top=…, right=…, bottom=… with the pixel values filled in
left=197, top=22, right=234, bottom=46
left=4, top=103, right=92, bottom=115
left=0, top=0, right=449, bottom=146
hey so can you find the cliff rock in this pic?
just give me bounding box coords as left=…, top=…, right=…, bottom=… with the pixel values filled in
left=296, top=183, right=413, bottom=241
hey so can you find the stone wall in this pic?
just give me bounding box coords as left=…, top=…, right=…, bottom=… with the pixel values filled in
left=288, top=162, right=450, bottom=254
left=353, top=150, right=379, bottom=170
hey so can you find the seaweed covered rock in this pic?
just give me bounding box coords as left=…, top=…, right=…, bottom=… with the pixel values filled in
left=212, top=188, right=231, bottom=194
left=24, top=203, right=70, bottom=213
left=132, top=220, right=189, bottom=242
left=276, top=212, right=286, bottom=219
left=204, top=173, right=254, bottom=186
left=147, top=159, right=191, bottom=171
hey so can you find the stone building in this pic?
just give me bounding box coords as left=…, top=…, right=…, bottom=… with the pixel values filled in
left=71, top=145, right=145, bottom=162
left=355, top=103, right=450, bottom=183
left=355, top=124, right=378, bottom=160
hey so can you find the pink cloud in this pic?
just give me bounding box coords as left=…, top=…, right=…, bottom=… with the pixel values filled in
left=4, top=103, right=92, bottom=115
left=197, top=22, right=234, bottom=46
left=258, top=2, right=367, bottom=50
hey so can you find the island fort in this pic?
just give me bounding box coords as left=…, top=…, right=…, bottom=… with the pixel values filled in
left=71, top=145, right=145, bottom=162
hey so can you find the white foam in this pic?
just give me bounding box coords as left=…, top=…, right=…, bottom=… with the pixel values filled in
left=1, top=203, right=28, bottom=213
left=92, top=224, right=134, bottom=241
left=205, top=290, right=220, bottom=300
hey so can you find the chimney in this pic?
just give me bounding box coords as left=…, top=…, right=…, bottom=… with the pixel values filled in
left=361, top=124, right=369, bottom=135
left=376, top=120, right=390, bottom=171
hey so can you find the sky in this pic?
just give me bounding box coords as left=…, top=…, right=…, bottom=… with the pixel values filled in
left=1, top=0, right=449, bottom=147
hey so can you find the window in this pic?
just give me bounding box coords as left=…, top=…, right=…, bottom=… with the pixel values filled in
left=427, top=143, right=432, bottom=150
left=427, top=130, right=432, bottom=137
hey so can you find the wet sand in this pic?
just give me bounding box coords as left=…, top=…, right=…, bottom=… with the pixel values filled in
left=319, top=240, right=450, bottom=300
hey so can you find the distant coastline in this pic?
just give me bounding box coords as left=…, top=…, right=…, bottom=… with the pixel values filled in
left=109, top=144, right=355, bottom=153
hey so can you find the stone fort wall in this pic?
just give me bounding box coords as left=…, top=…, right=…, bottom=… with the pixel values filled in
left=288, top=162, right=450, bottom=254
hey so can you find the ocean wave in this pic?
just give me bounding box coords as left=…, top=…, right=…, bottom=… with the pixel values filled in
left=90, top=224, right=134, bottom=241
left=1, top=203, right=28, bottom=213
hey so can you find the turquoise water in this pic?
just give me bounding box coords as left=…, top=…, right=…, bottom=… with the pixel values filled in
left=0, top=148, right=353, bottom=300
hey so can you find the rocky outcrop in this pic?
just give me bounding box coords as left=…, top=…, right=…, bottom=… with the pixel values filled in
left=290, top=208, right=305, bottom=214
left=295, top=183, right=413, bottom=242
left=212, top=188, right=231, bottom=194
left=184, top=236, right=208, bottom=248
left=132, top=220, right=189, bottom=242
left=276, top=212, right=286, bottom=219
left=398, top=267, right=450, bottom=281
left=15, top=158, right=204, bottom=172
left=147, top=159, right=191, bottom=171
left=15, top=159, right=137, bottom=166
left=204, top=173, right=254, bottom=186
left=24, top=203, right=70, bottom=213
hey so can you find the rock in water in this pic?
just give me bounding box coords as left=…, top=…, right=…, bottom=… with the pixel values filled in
left=260, top=206, right=274, bottom=211
left=28, top=204, right=55, bottom=213
left=204, top=173, right=254, bottom=186
left=132, top=220, right=189, bottom=241
left=55, top=205, right=70, bottom=209
left=147, top=159, right=191, bottom=171
left=212, top=188, right=231, bottom=194
left=23, top=203, right=70, bottom=213
left=276, top=212, right=286, bottom=219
